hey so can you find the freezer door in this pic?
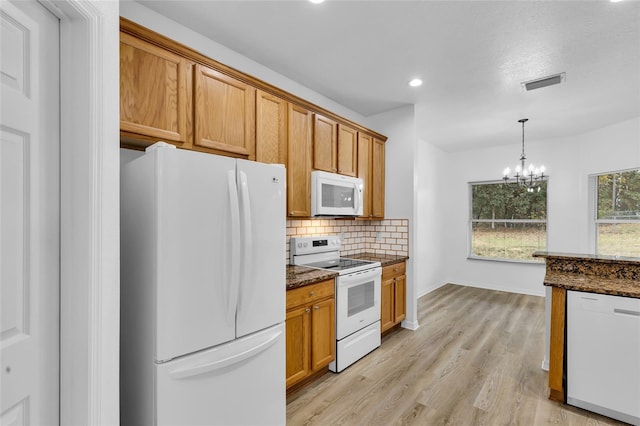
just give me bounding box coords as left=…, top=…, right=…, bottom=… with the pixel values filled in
left=235, top=160, right=286, bottom=337
left=156, top=323, right=286, bottom=426
left=155, top=148, right=239, bottom=361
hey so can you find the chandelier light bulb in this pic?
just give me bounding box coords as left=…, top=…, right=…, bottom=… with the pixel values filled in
left=501, top=118, right=548, bottom=190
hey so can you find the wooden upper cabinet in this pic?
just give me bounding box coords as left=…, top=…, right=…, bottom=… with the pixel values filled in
left=337, top=124, right=358, bottom=177
left=194, top=64, right=256, bottom=159
left=256, top=90, right=287, bottom=164
left=357, top=133, right=385, bottom=219
left=313, top=114, right=337, bottom=173
left=357, top=133, right=373, bottom=218
left=371, top=137, right=386, bottom=218
left=120, top=32, right=192, bottom=148
left=287, top=104, right=312, bottom=217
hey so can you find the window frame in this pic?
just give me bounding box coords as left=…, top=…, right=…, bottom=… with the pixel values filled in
left=468, top=179, right=548, bottom=264
left=591, top=167, right=640, bottom=257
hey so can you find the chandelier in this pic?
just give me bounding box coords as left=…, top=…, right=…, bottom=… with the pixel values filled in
left=502, top=118, right=546, bottom=192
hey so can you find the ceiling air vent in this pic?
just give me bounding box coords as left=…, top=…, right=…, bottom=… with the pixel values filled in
left=521, top=72, right=566, bottom=91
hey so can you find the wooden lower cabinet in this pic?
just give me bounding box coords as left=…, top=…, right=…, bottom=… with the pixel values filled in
left=380, top=261, right=406, bottom=333
left=285, top=279, right=335, bottom=390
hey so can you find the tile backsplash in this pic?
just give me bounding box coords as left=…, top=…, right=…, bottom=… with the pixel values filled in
left=286, top=218, right=409, bottom=264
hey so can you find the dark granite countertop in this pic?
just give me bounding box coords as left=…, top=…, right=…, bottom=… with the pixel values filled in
left=542, top=271, right=640, bottom=298
left=533, top=251, right=640, bottom=265
left=533, top=251, right=640, bottom=299
left=346, top=252, right=409, bottom=267
left=286, top=265, right=338, bottom=290
left=286, top=252, right=409, bottom=290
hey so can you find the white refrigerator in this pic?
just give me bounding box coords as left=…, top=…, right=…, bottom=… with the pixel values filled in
left=120, top=142, right=286, bottom=425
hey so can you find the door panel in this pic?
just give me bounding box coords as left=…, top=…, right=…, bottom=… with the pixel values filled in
left=313, top=114, right=337, bottom=172
left=155, top=148, right=238, bottom=361
left=157, top=323, right=285, bottom=425
left=235, top=160, right=285, bottom=337
left=1, top=1, right=59, bottom=424
left=194, top=64, right=255, bottom=158
left=311, top=298, right=335, bottom=371
left=286, top=103, right=312, bottom=217
left=337, top=124, right=357, bottom=176
left=285, top=306, right=310, bottom=388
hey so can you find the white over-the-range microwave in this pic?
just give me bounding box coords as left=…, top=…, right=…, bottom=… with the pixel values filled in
left=311, top=171, right=363, bottom=217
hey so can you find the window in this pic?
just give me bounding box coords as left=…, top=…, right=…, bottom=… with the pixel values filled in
left=470, top=180, right=547, bottom=262
left=595, top=169, right=640, bottom=257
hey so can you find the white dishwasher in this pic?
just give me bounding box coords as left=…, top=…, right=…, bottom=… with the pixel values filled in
left=567, top=290, right=640, bottom=425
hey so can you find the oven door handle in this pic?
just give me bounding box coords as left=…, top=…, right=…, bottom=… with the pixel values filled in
left=339, top=267, right=381, bottom=286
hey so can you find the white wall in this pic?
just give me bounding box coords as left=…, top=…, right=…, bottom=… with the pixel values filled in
left=415, top=138, right=448, bottom=297
left=119, top=0, right=370, bottom=130
left=366, top=105, right=420, bottom=329
left=443, top=117, right=640, bottom=297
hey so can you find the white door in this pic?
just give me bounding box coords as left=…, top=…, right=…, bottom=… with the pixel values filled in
left=1, top=1, right=60, bottom=424
left=235, top=159, right=285, bottom=337
left=156, top=323, right=285, bottom=426
left=153, top=147, right=238, bottom=361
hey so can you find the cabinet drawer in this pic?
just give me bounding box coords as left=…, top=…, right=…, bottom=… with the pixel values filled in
left=382, top=261, right=406, bottom=281
left=287, top=279, right=334, bottom=310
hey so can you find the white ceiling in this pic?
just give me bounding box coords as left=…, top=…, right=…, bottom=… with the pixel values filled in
left=137, top=0, right=640, bottom=152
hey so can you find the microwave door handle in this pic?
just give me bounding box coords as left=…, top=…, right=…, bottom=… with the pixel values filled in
left=354, top=182, right=361, bottom=214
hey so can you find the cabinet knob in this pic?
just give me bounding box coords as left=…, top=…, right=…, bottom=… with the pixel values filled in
left=305, top=308, right=311, bottom=313
left=289, top=211, right=294, bottom=216
left=314, top=306, right=319, bottom=310
left=309, top=291, right=315, bottom=297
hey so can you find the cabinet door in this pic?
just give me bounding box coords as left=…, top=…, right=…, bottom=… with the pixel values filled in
left=120, top=32, right=191, bottom=147
left=394, top=275, right=406, bottom=324
left=371, top=138, right=386, bottom=218
left=256, top=90, right=287, bottom=164
left=337, top=124, right=358, bottom=177
left=287, top=104, right=312, bottom=217
left=380, top=277, right=395, bottom=333
left=313, top=114, right=337, bottom=172
left=357, top=133, right=372, bottom=218
left=285, top=305, right=311, bottom=388
left=194, top=64, right=255, bottom=158
left=310, top=298, right=335, bottom=371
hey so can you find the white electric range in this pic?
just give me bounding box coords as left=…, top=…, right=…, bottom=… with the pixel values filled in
left=290, top=235, right=381, bottom=372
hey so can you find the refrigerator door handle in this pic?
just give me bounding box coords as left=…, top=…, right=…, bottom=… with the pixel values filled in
left=227, top=170, right=241, bottom=325
left=168, top=327, right=283, bottom=380
left=238, top=170, right=253, bottom=308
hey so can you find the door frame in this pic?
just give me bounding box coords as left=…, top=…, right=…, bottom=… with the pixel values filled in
left=38, top=0, right=119, bottom=424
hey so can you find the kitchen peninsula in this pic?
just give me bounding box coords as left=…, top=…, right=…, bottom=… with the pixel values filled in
left=534, top=251, right=640, bottom=425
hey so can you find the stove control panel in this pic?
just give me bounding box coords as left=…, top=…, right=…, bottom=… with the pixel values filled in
left=290, top=235, right=341, bottom=256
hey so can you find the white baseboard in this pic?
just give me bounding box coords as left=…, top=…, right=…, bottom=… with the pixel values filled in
left=401, top=319, right=420, bottom=331
left=541, top=358, right=549, bottom=371
left=443, top=281, right=546, bottom=298
left=417, top=281, right=448, bottom=299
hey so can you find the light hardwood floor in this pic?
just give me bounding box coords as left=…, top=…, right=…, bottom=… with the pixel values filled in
left=286, top=284, right=626, bottom=425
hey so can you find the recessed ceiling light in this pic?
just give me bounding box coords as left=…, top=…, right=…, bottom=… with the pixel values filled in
left=409, top=78, right=423, bottom=87
left=309, top=0, right=325, bottom=4
left=610, top=0, right=624, bottom=3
